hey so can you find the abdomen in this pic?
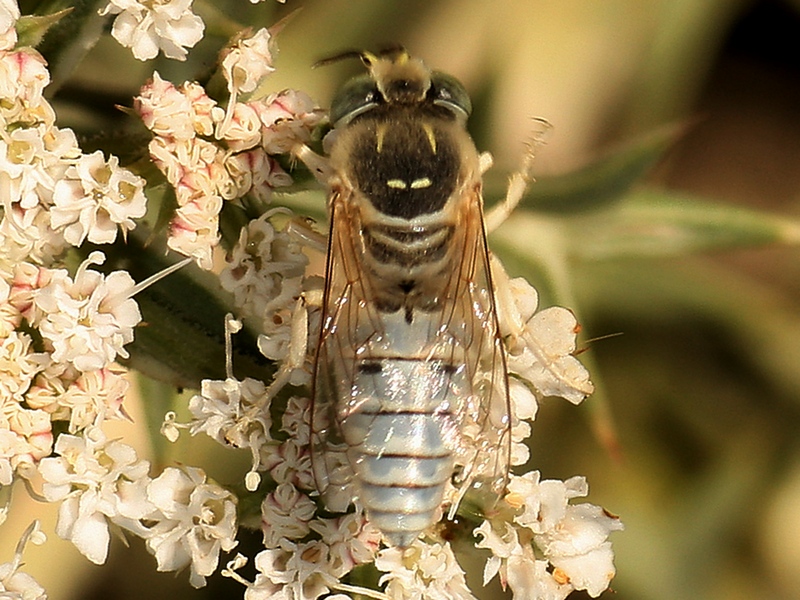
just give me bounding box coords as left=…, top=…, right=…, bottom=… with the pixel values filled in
left=341, top=311, right=467, bottom=548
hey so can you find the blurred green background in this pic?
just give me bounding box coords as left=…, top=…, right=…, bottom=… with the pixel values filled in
left=6, top=0, right=800, bottom=598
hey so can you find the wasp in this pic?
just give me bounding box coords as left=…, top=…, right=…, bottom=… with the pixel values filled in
left=297, top=48, right=513, bottom=548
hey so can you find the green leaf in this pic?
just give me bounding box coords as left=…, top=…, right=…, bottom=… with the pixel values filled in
left=145, top=181, right=179, bottom=242
left=34, top=0, right=110, bottom=94
left=15, top=9, right=73, bottom=48
left=492, top=190, right=800, bottom=270
left=218, top=199, right=257, bottom=251
left=274, top=189, right=328, bottom=222
left=486, top=122, right=684, bottom=214
left=563, top=190, right=800, bottom=260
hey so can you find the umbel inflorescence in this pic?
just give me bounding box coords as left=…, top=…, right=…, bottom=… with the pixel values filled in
left=0, top=2, right=621, bottom=599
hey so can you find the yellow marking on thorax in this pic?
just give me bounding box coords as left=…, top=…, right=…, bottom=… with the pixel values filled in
left=375, top=123, right=388, bottom=153
left=384, top=177, right=433, bottom=189
left=411, top=177, right=432, bottom=189
left=421, top=123, right=437, bottom=153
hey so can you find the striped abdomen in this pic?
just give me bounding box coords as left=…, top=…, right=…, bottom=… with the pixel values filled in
left=340, top=216, right=466, bottom=547
left=342, top=348, right=465, bottom=547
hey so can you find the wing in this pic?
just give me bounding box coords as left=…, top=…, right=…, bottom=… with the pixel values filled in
left=309, top=188, right=378, bottom=510
left=309, top=185, right=512, bottom=511
left=443, top=186, right=512, bottom=495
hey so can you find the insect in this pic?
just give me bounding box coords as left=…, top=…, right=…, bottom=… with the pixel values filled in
left=304, top=48, right=512, bottom=548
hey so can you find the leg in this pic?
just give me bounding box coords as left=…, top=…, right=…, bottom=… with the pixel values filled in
left=484, top=117, right=552, bottom=233
left=286, top=216, right=327, bottom=254
left=292, top=143, right=332, bottom=185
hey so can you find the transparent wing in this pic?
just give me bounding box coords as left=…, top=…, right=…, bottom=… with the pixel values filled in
left=309, top=190, right=377, bottom=510
left=443, top=189, right=512, bottom=494
left=309, top=187, right=512, bottom=510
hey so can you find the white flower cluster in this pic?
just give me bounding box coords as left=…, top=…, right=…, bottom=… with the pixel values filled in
left=187, top=382, right=314, bottom=494
left=20, top=252, right=140, bottom=371
left=1, top=6, right=149, bottom=476
left=375, top=541, right=477, bottom=600
left=99, top=0, right=204, bottom=61
left=494, top=256, right=594, bottom=405
left=475, top=473, right=623, bottom=599
left=437, top=260, right=623, bottom=599
left=186, top=389, right=382, bottom=599
left=243, top=509, right=381, bottom=600
left=39, top=427, right=237, bottom=587
left=221, top=28, right=277, bottom=96
left=98, top=0, right=291, bottom=61
left=135, top=26, right=323, bottom=269
left=219, top=215, right=317, bottom=372
left=0, top=46, right=147, bottom=266
left=2, top=7, right=245, bottom=595
left=1, top=250, right=142, bottom=486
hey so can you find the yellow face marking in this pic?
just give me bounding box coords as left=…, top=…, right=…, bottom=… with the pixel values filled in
left=387, top=179, right=407, bottom=189
left=421, top=123, right=437, bottom=154
left=410, top=177, right=432, bottom=189
left=375, top=123, right=388, bottom=153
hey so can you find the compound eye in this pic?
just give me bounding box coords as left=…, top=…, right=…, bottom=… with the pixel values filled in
left=429, top=72, right=472, bottom=120
left=330, top=74, right=381, bottom=126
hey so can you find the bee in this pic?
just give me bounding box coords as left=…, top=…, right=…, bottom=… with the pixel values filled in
left=305, top=48, right=511, bottom=548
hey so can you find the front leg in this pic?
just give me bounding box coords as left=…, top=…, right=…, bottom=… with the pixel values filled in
left=484, top=117, right=552, bottom=233
left=292, top=143, right=333, bottom=185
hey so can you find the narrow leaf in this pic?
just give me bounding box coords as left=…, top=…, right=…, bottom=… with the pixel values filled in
left=563, top=190, right=800, bottom=260
left=35, top=0, right=110, bottom=94
left=486, top=122, right=685, bottom=214
left=15, top=9, right=73, bottom=48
